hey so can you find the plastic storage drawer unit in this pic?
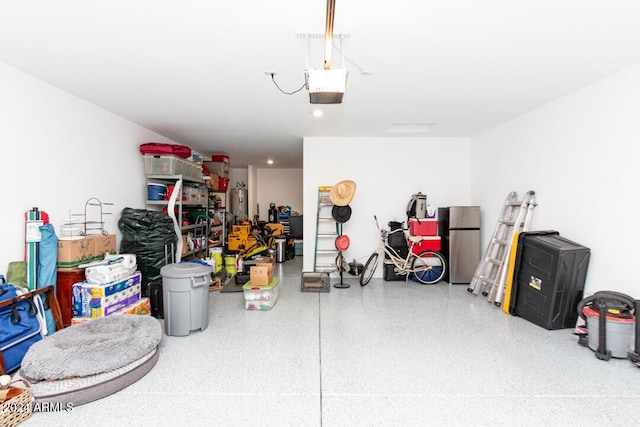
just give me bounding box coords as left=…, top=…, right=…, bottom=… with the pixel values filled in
left=511, top=231, right=590, bottom=330
left=243, top=278, right=279, bottom=310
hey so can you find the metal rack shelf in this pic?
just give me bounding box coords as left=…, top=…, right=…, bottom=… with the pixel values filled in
left=145, top=174, right=209, bottom=261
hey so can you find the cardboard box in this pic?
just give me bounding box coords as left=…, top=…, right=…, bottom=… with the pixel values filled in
left=209, top=173, right=219, bottom=190
left=88, top=234, right=117, bottom=258
left=243, top=256, right=275, bottom=271
left=250, top=263, right=274, bottom=286
left=57, top=235, right=117, bottom=269
left=251, top=255, right=275, bottom=265
left=57, top=237, right=93, bottom=269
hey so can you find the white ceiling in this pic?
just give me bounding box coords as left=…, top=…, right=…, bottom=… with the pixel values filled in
left=2, top=1, right=640, bottom=168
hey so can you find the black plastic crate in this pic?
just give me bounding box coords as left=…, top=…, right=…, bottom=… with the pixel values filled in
left=383, top=260, right=407, bottom=281
left=235, top=271, right=250, bottom=285
left=511, top=231, right=590, bottom=330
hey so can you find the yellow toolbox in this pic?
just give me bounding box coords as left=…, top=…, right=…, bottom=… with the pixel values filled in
left=264, top=223, right=284, bottom=236
left=231, top=224, right=252, bottom=236
left=227, top=235, right=257, bottom=252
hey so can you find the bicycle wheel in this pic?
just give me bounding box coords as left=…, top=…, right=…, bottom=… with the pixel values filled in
left=359, top=252, right=380, bottom=286
left=411, top=250, right=446, bottom=284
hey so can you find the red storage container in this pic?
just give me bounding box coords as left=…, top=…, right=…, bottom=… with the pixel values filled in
left=410, top=236, right=441, bottom=255
left=140, top=142, right=192, bottom=159
left=211, top=154, right=230, bottom=163
left=409, top=218, right=438, bottom=236
left=219, top=177, right=229, bottom=191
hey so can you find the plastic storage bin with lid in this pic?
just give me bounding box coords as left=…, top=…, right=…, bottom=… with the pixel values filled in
left=243, top=278, right=279, bottom=310
left=147, top=183, right=167, bottom=201
left=160, top=262, right=212, bottom=336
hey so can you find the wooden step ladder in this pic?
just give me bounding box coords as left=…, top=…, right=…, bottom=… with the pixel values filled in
left=468, top=191, right=537, bottom=306
left=313, top=186, right=340, bottom=273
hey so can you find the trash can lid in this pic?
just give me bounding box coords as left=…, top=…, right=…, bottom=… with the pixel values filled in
left=160, top=262, right=212, bottom=278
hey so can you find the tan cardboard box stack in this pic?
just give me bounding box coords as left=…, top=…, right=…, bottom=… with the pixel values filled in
left=244, top=263, right=279, bottom=310
left=249, top=263, right=274, bottom=286
left=57, top=235, right=117, bottom=270
left=208, top=173, right=220, bottom=190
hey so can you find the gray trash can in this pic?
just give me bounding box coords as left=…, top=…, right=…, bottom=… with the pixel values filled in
left=160, top=262, right=212, bottom=336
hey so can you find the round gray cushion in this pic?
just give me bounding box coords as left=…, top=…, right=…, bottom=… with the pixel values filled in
left=21, top=314, right=162, bottom=381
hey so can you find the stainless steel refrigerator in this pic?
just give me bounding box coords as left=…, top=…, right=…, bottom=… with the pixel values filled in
left=438, top=206, right=481, bottom=284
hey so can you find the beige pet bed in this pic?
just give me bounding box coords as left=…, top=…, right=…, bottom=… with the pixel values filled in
left=16, top=314, right=161, bottom=407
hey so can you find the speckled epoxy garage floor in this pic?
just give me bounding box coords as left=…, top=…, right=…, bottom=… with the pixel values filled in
left=23, top=256, right=640, bottom=426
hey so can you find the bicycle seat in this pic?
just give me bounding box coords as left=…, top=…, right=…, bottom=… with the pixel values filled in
left=408, top=235, right=425, bottom=243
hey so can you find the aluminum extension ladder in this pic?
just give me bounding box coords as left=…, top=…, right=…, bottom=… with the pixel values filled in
left=468, top=191, right=537, bottom=306
left=313, top=186, right=340, bottom=273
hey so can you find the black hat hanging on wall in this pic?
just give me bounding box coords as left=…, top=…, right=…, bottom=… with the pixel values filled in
left=332, top=205, right=352, bottom=223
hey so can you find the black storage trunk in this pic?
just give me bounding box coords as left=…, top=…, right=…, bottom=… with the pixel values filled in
left=383, top=260, right=407, bottom=281
left=511, top=231, right=590, bottom=330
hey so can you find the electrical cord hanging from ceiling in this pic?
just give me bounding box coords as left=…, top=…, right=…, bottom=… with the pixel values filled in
left=269, top=73, right=306, bottom=95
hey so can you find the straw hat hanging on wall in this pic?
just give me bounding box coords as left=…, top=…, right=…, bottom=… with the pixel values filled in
left=329, top=180, right=356, bottom=206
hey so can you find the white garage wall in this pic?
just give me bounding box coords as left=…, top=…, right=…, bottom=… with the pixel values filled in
left=255, top=168, right=303, bottom=219
left=5, top=54, right=638, bottom=299
left=471, top=61, right=640, bottom=297
left=0, top=62, right=173, bottom=274
left=303, top=137, right=472, bottom=275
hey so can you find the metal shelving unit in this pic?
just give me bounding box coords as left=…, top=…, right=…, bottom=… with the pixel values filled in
left=146, top=174, right=209, bottom=260
left=208, top=189, right=228, bottom=249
